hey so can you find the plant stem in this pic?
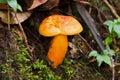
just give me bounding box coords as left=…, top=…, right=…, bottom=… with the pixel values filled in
left=106, top=45, right=115, bottom=80
left=7, top=6, right=10, bottom=30
left=14, top=12, right=33, bottom=60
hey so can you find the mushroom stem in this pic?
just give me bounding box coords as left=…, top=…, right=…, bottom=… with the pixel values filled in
left=47, top=34, right=68, bottom=68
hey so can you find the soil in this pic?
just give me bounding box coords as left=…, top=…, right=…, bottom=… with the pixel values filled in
left=0, top=0, right=120, bottom=80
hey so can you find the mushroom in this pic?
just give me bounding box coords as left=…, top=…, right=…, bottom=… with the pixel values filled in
left=39, top=14, right=83, bottom=68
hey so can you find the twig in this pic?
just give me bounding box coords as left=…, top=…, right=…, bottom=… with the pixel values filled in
left=14, top=12, right=33, bottom=60
left=78, top=34, right=93, bottom=51
left=103, top=0, right=120, bottom=18
left=106, top=45, right=115, bottom=80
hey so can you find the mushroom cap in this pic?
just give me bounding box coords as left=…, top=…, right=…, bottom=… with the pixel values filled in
left=39, top=14, right=83, bottom=37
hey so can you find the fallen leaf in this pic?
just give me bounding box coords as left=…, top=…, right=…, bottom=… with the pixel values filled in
left=13, top=27, right=24, bottom=40
left=0, top=4, right=8, bottom=10
left=28, top=0, right=48, bottom=10
left=39, top=0, right=60, bottom=10
left=0, top=10, right=31, bottom=24
left=89, top=57, right=96, bottom=62
left=69, top=42, right=78, bottom=58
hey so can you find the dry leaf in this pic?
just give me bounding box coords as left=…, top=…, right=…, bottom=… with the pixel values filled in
left=0, top=11, right=31, bottom=24
left=39, top=0, right=60, bottom=10
left=28, top=0, right=48, bottom=10
left=89, top=57, right=96, bottom=62
left=68, top=42, right=78, bottom=58
left=13, top=27, right=24, bottom=40
left=0, top=4, right=8, bottom=10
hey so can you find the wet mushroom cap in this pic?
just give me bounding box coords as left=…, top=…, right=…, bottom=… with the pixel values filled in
left=39, top=14, right=83, bottom=37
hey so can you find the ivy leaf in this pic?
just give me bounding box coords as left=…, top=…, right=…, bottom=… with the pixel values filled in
left=96, top=54, right=104, bottom=67
left=104, top=20, right=113, bottom=34
left=88, top=50, right=99, bottom=58
left=102, top=54, right=112, bottom=67
left=103, top=49, right=115, bottom=56
left=113, top=24, right=120, bottom=38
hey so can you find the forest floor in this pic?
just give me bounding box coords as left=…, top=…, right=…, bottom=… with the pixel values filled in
left=0, top=0, right=120, bottom=80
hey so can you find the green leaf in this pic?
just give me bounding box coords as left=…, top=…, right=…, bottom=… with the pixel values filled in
left=17, top=4, right=22, bottom=11
left=96, top=54, right=104, bottom=67
left=7, top=0, right=22, bottom=11
left=104, top=20, right=113, bottom=34
left=96, top=53, right=112, bottom=67
left=103, top=49, right=115, bottom=56
left=88, top=50, right=99, bottom=58
left=102, top=54, right=112, bottom=67
left=105, top=37, right=113, bottom=45
left=0, top=0, right=6, bottom=3
left=114, top=18, right=120, bottom=24
left=7, top=0, right=17, bottom=11
left=113, top=24, right=120, bottom=38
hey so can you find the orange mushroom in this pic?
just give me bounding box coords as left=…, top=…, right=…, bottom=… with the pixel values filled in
left=39, top=14, right=83, bottom=68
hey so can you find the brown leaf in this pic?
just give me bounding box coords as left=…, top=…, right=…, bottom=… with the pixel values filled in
left=13, top=27, right=24, bottom=40
left=0, top=11, right=31, bottom=24
left=28, top=0, right=48, bottom=10
left=68, top=42, right=78, bottom=58
left=0, top=4, right=8, bottom=10
left=39, top=0, right=60, bottom=10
